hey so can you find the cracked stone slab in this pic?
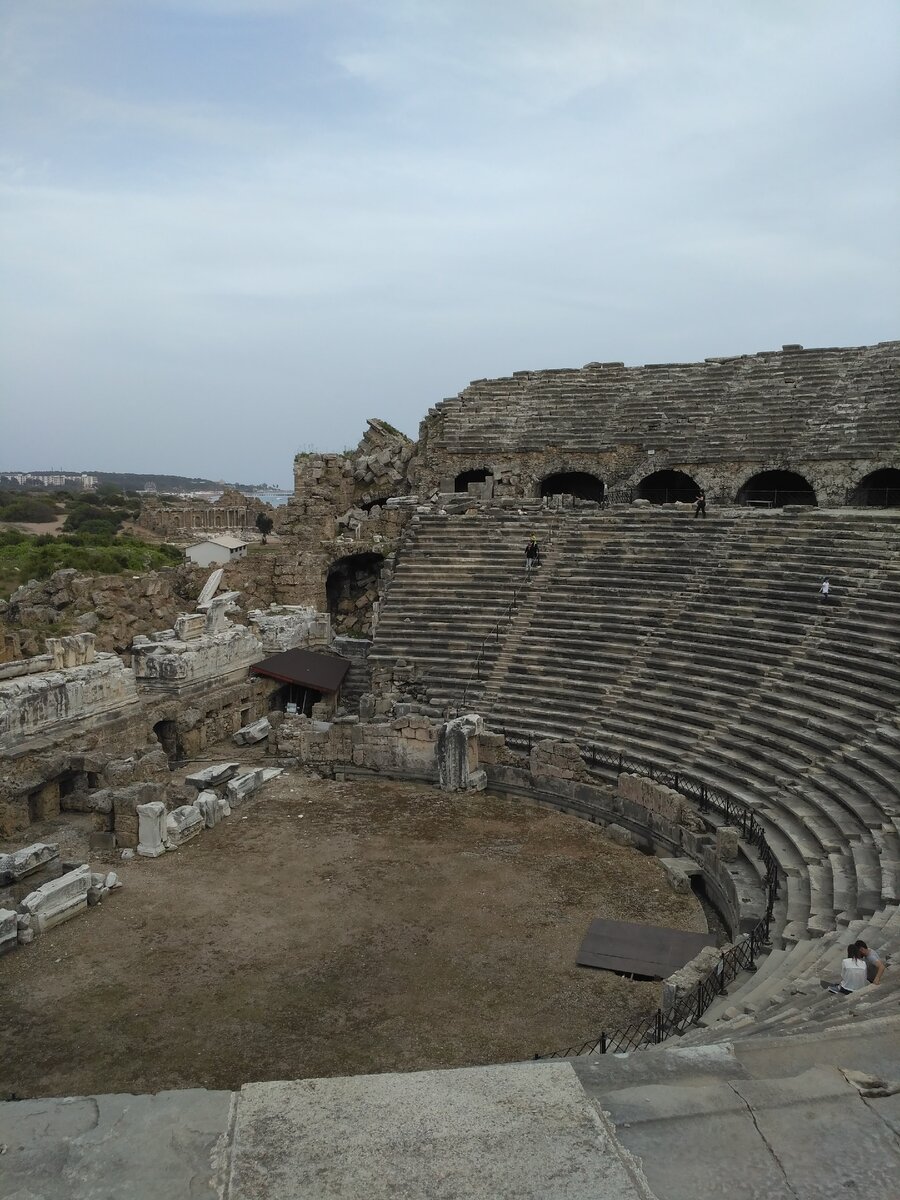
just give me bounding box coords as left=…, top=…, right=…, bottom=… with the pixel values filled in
left=598, top=1076, right=794, bottom=1200
left=0, top=1089, right=234, bottom=1200
left=601, top=1064, right=900, bottom=1200
left=730, top=1066, right=900, bottom=1199
left=228, top=1061, right=656, bottom=1199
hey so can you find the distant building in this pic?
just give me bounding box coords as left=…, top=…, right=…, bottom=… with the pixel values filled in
left=137, top=486, right=274, bottom=539
left=185, top=535, right=249, bottom=568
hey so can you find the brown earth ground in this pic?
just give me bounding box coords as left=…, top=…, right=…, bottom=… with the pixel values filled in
left=0, top=773, right=705, bottom=1099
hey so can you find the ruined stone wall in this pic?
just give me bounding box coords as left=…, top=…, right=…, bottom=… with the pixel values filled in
left=0, top=643, right=141, bottom=753
left=0, top=670, right=277, bottom=839
left=409, top=341, right=900, bottom=502
left=1, top=568, right=197, bottom=657
left=277, top=419, right=417, bottom=621
left=0, top=557, right=295, bottom=661
left=137, top=487, right=274, bottom=540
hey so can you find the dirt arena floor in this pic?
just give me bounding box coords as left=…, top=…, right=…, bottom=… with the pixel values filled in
left=0, top=773, right=706, bottom=1099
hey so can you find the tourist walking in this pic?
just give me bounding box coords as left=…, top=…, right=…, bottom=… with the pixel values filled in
left=524, top=536, right=541, bottom=576
left=694, top=492, right=707, bottom=518
left=819, top=578, right=830, bottom=603
left=826, top=943, right=869, bottom=994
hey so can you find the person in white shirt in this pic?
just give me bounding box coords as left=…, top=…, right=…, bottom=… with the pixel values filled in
left=827, top=943, right=868, bottom=994
left=819, top=579, right=830, bottom=602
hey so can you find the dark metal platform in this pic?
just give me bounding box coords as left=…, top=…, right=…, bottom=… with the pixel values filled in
left=576, top=918, right=715, bottom=980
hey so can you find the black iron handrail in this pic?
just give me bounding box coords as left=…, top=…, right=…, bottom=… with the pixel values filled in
left=490, top=728, right=781, bottom=1059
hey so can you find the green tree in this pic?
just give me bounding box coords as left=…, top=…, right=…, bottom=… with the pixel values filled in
left=255, top=512, right=274, bottom=544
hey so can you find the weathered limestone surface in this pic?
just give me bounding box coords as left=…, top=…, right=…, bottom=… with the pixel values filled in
left=412, top=341, right=900, bottom=504
left=233, top=717, right=271, bottom=745
left=618, top=772, right=703, bottom=831
left=185, top=762, right=240, bottom=789
left=132, top=621, right=261, bottom=692
left=137, top=801, right=168, bottom=857
left=197, top=567, right=225, bottom=608
left=0, top=1089, right=235, bottom=1200
left=166, top=804, right=204, bottom=848
left=0, top=907, right=17, bottom=954
left=111, top=781, right=167, bottom=849
left=19, top=863, right=90, bottom=933
left=0, top=841, right=59, bottom=884
left=229, top=1063, right=651, bottom=1200
left=247, top=605, right=331, bottom=652
left=195, top=790, right=230, bottom=827
left=0, top=651, right=140, bottom=752
left=437, top=714, right=486, bottom=791
left=531, top=739, right=587, bottom=783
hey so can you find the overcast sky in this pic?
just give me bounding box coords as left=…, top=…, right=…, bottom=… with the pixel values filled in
left=2, top=1, right=897, bottom=486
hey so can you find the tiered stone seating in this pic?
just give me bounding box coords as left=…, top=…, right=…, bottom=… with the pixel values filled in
left=369, top=505, right=555, bottom=710
left=428, top=342, right=900, bottom=463
left=675, top=905, right=900, bottom=1046
left=371, top=505, right=900, bottom=954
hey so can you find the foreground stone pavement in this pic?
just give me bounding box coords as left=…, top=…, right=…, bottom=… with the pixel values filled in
left=2, top=1019, right=899, bottom=1200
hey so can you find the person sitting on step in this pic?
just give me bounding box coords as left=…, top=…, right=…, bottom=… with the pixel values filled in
left=826, top=943, right=869, bottom=994
left=855, top=940, right=886, bottom=985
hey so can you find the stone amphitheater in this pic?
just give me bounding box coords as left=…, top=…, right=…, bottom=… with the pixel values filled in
left=2, top=340, right=900, bottom=1198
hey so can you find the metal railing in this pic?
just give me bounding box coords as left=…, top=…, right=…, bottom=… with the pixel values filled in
left=540, top=920, right=772, bottom=1057
left=845, top=486, right=900, bottom=508
left=489, top=729, right=781, bottom=1059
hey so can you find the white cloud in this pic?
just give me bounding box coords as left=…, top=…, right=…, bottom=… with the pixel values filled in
left=0, top=0, right=897, bottom=481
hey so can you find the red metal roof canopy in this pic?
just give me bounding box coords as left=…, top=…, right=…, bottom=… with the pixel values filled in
left=576, top=918, right=715, bottom=980
left=250, top=649, right=350, bottom=694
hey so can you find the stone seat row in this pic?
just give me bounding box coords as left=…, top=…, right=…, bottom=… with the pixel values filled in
left=674, top=905, right=900, bottom=1048
left=417, top=515, right=897, bottom=943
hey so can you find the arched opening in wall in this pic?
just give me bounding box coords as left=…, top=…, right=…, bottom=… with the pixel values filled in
left=326, top=552, right=385, bottom=637
left=360, top=496, right=390, bottom=513
left=454, top=469, right=490, bottom=494
left=153, top=719, right=179, bottom=765
left=736, top=470, right=816, bottom=507
left=269, top=682, right=323, bottom=717
left=635, top=469, right=700, bottom=504
left=849, top=468, right=900, bottom=507
left=540, top=472, right=605, bottom=502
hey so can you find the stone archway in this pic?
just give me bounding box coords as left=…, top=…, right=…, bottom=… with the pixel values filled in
left=153, top=719, right=179, bottom=765
left=635, top=469, right=700, bottom=504
left=539, top=471, right=605, bottom=502
left=454, top=468, right=491, bottom=494
left=737, top=470, right=816, bottom=507
left=849, top=467, right=900, bottom=507
left=326, top=552, right=386, bottom=636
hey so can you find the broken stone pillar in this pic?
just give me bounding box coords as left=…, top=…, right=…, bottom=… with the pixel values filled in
left=46, top=633, right=96, bottom=669
left=165, top=805, right=204, bottom=848
left=194, top=790, right=230, bottom=828
left=226, top=769, right=263, bottom=805
left=19, top=864, right=91, bottom=933
left=233, top=717, right=271, bottom=745
left=185, top=763, right=240, bottom=790
left=204, top=592, right=240, bottom=634
left=0, top=842, right=60, bottom=885
left=436, top=714, right=486, bottom=791
left=0, top=908, right=17, bottom=955
left=174, top=612, right=207, bottom=641
left=717, top=826, right=740, bottom=862
left=137, top=801, right=168, bottom=857
left=196, top=567, right=224, bottom=608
